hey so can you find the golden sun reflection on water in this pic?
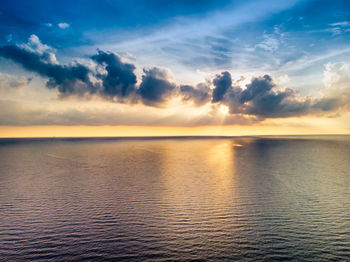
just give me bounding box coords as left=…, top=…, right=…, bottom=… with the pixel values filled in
left=157, top=140, right=237, bottom=225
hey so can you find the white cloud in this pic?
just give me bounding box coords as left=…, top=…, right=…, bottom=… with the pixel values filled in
left=311, top=21, right=350, bottom=36
left=323, top=62, right=350, bottom=91
left=329, top=21, right=350, bottom=27
left=254, top=26, right=284, bottom=52
left=19, top=35, right=58, bottom=64
left=20, top=34, right=51, bottom=54
left=58, top=22, right=70, bottom=29
left=276, top=74, right=290, bottom=86
left=322, top=62, right=350, bottom=111
left=255, top=34, right=280, bottom=52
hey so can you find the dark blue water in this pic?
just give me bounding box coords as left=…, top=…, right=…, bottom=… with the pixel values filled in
left=0, top=136, right=350, bottom=261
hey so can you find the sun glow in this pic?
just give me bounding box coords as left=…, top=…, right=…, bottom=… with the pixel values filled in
left=1, top=115, right=349, bottom=139
left=219, top=105, right=229, bottom=115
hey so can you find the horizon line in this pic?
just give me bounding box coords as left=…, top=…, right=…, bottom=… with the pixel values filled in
left=0, top=134, right=349, bottom=140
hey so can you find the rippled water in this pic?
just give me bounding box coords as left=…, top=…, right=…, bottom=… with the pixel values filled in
left=0, top=136, right=350, bottom=261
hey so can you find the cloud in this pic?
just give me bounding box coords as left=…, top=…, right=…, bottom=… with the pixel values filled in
left=138, top=67, right=176, bottom=106
left=255, top=34, right=280, bottom=52
left=0, top=36, right=174, bottom=106
left=91, top=50, right=137, bottom=98
left=329, top=21, right=350, bottom=27
left=0, top=72, right=31, bottom=89
left=240, top=75, right=273, bottom=103
left=58, top=22, right=70, bottom=29
left=18, top=34, right=58, bottom=64
left=253, top=26, right=284, bottom=53
left=212, top=71, right=232, bottom=102
left=323, top=62, right=350, bottom=90
left=0, top=44, right=97, bottom=96
left=219, top=71, right=350, bottom=118
left=0, top=36, right=138, bottom=101
left=1, top=35, right=350, bottom=124
left=180, top=83, right=211, bottom=106
left=223, top=74, right=311, bottom=117
left=321, top=62, right=350, bottom=111
left=311, top=21, right=350, bottom=36
left=20, top=34, right=52, bottom=54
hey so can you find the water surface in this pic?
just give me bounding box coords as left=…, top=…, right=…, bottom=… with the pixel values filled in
left=0, top=136, right=350, bottom=261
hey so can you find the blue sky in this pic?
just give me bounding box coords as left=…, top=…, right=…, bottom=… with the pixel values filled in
left=1, top=0, right=350, bottom=74
left=0, top=0, right=350, bottom=135
left=1, top=0, right=349, bottom=86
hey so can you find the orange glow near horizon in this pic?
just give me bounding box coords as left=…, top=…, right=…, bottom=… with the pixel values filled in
left=0, top=123, right=349, bottom=138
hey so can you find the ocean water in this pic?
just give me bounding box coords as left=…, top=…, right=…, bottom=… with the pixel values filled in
left=0, top=136, right=350, bottom=261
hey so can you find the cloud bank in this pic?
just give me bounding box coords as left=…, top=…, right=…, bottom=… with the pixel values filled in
left=1, top=35, right=350, bottom=125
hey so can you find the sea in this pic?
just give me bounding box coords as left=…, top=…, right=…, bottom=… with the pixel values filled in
left=0, top=136, right=349, bottom=261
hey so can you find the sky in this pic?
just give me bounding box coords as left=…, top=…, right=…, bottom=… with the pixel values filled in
left=1, top=0, right=350, bottom=137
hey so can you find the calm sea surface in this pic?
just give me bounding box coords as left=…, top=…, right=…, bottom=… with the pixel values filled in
left=0, top=136, right=350, bottom=261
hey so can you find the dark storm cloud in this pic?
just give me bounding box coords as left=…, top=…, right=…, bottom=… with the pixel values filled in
left=91, top=50, right=137, bottom=97
left=221, top=75, right=311, bottom=118
left=212, top=71, right=232, bottom=102
left=0, top=44, right=97, bottom=95
left=238, top=88, right=311, bottom=117
left=240, top=75, right=273, bottom=103
left=219, top=74, right=350, bottom=118
left=138, top=67, right=176, bottom=106
left=180, top=83, right=211, bottom=106
left=0, top=41, right=178, bottom=106
left=0, top=43, right=139, bottom=100
left=1, top=36, right=350, bottom=120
